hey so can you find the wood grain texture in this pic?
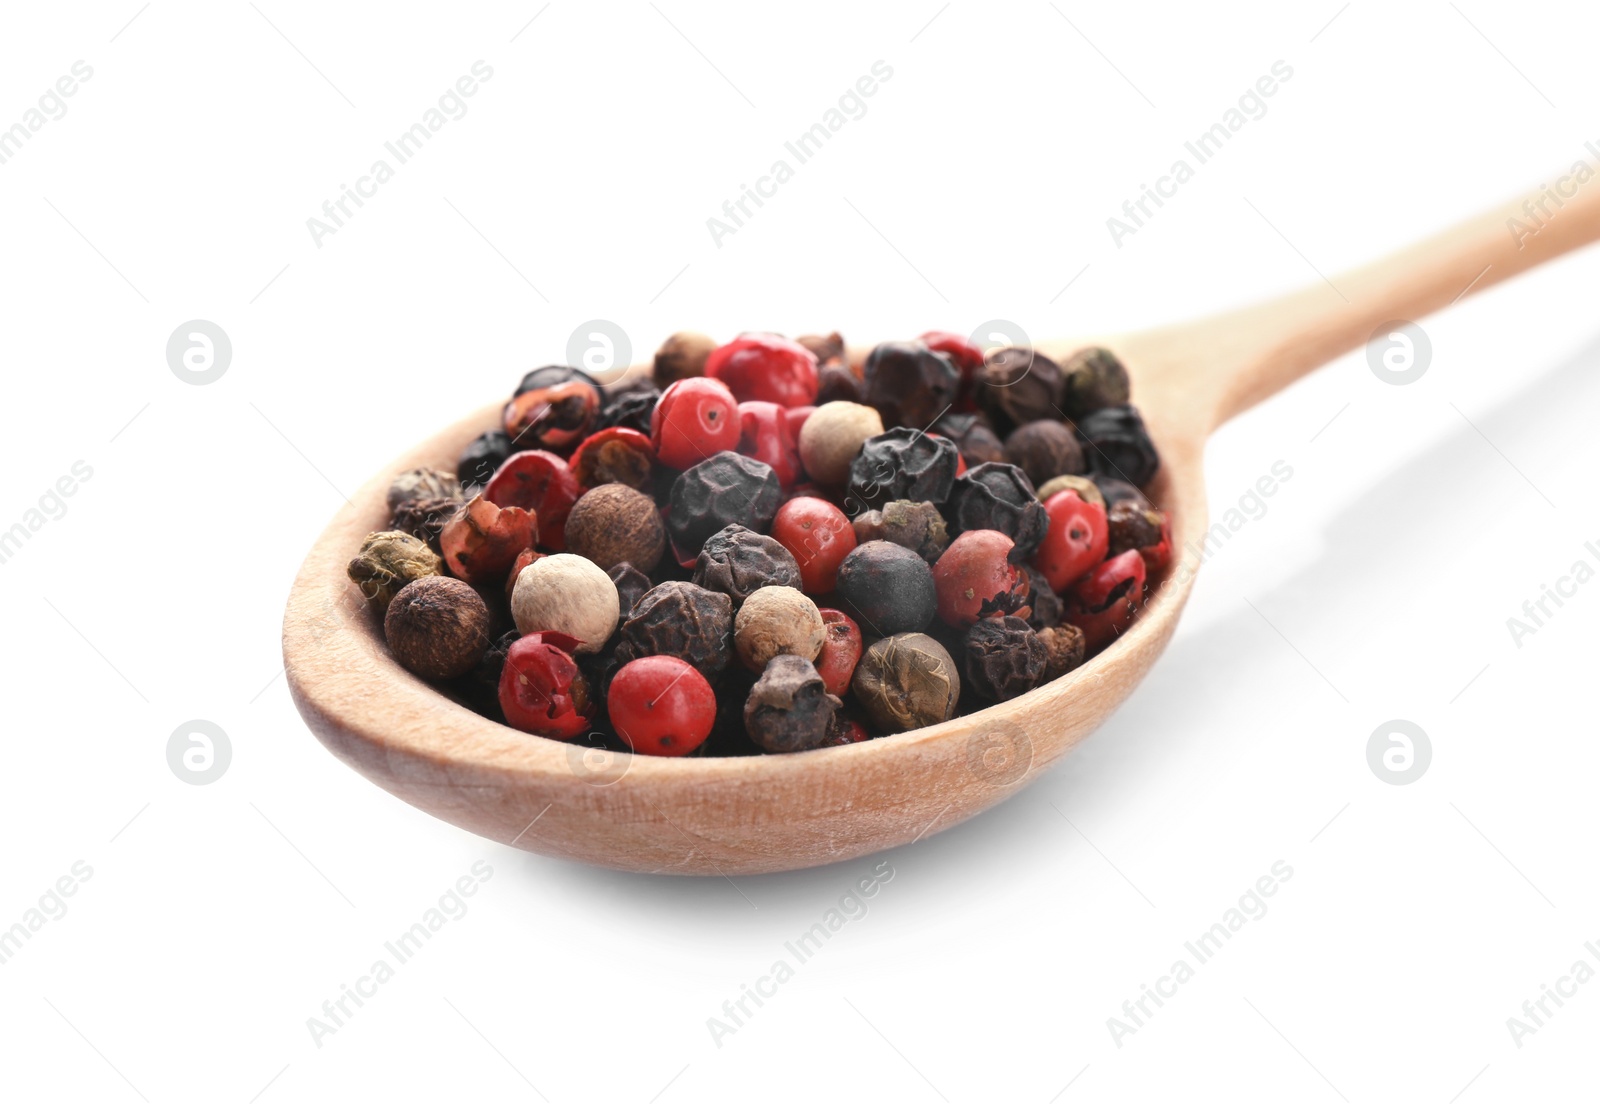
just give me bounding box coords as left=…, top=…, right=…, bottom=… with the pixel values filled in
left=284, top=180, right=1600, bottom=874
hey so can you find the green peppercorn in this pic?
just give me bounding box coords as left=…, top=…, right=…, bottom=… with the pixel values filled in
left=347, top=531, right=443, bottom=611
left=1036, top=473, right=1104, bottom=509
left=852, top=632, right=960, bottom=733
left=1060, top=347, right=1131, bottom=419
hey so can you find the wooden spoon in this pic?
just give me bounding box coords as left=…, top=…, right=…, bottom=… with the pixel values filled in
left=284, top=182, right=1600, bottom=875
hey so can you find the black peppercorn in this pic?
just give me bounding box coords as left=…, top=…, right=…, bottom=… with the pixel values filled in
left=1060, top=347, right=1131, bottom=419
left=453, top=628, right=521, bottom=723
left=744, top=655, right=841, bottom=754
left=608, top=562, right=653, bottom=621
left=458, top=429, right=513, bottom=490
left=976, top=347, right=1063, bottom=432
left=703, top=666, right=762, bottom=756
left=851, top=500, right=949, bottom=563
left=595, top=385, right=660, bottom=434
left=693, top=524, right=802, bottom=602
left=964, top=616, right=1047, bottom=702
left=835, top=540, right=938, bottom=636
left=1004, top=420, right=1085, bottom=488
left=815, top=365, right=864, bottom=405
left=861, top=342, right=960, bottom=431
left=1037, top=623, right=1087, bottom=680
left=666, top=451, right=782, bottom=554
left=1077, top=404, right=1160, bottom=489
left=943, top=462, right=1047, bottom=561
left=615, top=580, right=734, bottom=677
left=1107, top=500, right=1166, bottom=557
left=936, top=412, right=1006, bottom=469
left=1024, top=565, right=1062, bottom=631
left=845, top=428, right=959, bottom=513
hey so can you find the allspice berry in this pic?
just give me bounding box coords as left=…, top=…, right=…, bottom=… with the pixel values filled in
left=744, top=655, right=841, bottom=754
left=564, top=483, right=665, bottom=572
left=797, top=401, right=883, bottom=487
left=384, top=576, right=492, bottom=681
left=510, top=552, right=620, bottom=653
left=1005, top=420, right=1085, bottom=488
left=852, top=632, right=960, bottom=734
left=348, top=531, right=444, bottom=611
left=977, top=347, right=1064, bottom=431
left=735, top=586, right=825, bottom=671
left=653, top=331, right=717, bottom=387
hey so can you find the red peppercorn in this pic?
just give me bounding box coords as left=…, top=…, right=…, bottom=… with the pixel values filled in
left=568, top=426, right=654, bottom=490
left=814, top=608, right=863, bottom=697
left=1033, top=489, right=1110, bottom=592
left=485, top=450, right=581, bottom=551
left=1143, top=517, right=1172, bottom=574
left=607, top=655, right=716, bottom=756
left=932, top=529, right=1031, bottom=627
left=771, top=496, right=857, bottom=594
left=502, top=369, right=602, bottom=453
left=785, top=405, right=815, bottom=442
left=1065, top=550, right=1147, bottom=653
left=1107, top=500, right=1172, bottom=575
left=505, top=547, right=542, bottom=599
left=918, top=330, right=984, bottom=375
left=498, top=631, right=593, bottom=740
left=737, top=400, right=803, bottom=487
left=651, top=377, right=740, bottom=470
left=440, top=495, right=538, bottom=585
left=822, top=716, right=871, bottom=746
left=705, top=333, right=820, bottom=407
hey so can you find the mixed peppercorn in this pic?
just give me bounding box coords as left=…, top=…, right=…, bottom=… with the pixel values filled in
left=355, top=330, right=1168, bottom=759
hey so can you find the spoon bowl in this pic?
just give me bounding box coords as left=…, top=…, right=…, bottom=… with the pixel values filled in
left=284, top=182, right=1600, bottom=874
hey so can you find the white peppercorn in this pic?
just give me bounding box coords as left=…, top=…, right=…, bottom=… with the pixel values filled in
left=510, top=552, right=620, bottom=654
left=734, top=585, right=824, bottom=671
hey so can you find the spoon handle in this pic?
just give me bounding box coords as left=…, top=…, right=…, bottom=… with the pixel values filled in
left=1108, top=175, right=1600, bottom=436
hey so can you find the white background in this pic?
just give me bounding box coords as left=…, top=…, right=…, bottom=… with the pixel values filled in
left=1, top=1, right=1597, bottom=1103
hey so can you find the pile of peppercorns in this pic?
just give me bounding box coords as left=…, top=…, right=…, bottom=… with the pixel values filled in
left=350, top=329, right=1168, bottom=758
